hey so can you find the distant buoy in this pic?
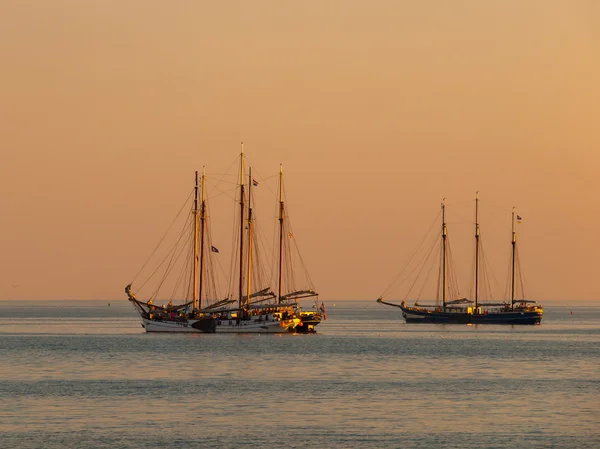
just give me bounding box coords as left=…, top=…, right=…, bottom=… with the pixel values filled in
left=108, top=303, right=111, bottom=307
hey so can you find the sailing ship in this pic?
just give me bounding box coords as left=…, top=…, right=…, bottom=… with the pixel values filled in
left=274, top=164, right=322, bottom=332
left=377, top=194, right=542, bottom=325
left=126, top=146, right=309, bottom=333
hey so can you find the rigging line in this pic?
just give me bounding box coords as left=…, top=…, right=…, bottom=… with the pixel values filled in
left=206, top=246, right=223, bottom=305
left=204, top=218, right=225, bottom=302
left=478, top=199, right=514, bottom=215
left=147, top=217, right=193, bottom=298
left=280, top=198, right=315, bottom=291
left=202, top=203, right=227, bottom=300
left=205, top=180, right=238, bottom=202
left=227, top=190, right=241, bottom=299
left=136, top=212, right=194, bottom=292
left=479, top=243, right=493, bottom=301
left=379, top=211, right=441, bottom=299
left=516, top=246, right=526, bottom=299
left=184, top=243, right=195, bottom=302
left=138, top=214, right=194, bottom=293
left=480, top=237, right=504, bottom=298
left=445, top=237, right=462, bottom=299
left=416, top=241, right=441, bottom=301
left=206, top=157, right=240, bottom=197
left=130, top=189, right=194, bottom=285
left=446, top=237, right=457, bottom=298
left=241, top=155, right=276, bottom=181
left=382, top=220, right=440, bottom=299
left=150, top=225, right=193, bottom=301
left=445, top=220, right=473, bottom=226
left=503, top=247, right=512, bottom=302
left=268, top=192, right=279, bottom=291
left=443, top=199, right=474, bottom=207
left=171, top=243, right=193, bottom=302
left=253, top=218, right=275, bottom=288
left=207, top=173, right=239, bottom=178
left=395, top=231, right=440, bottom=299
left=280, top=182, right=316, bottom=289
left=436, top=241, right=442, bottom=303
left=389, top=232, right=439, bottom=300
left=206, top=178, right=238, bottom=185
left=256, top=172, right=279, bottom=201
left=290, top=226, right=316, bottom=290
left=404, top=232, right=440, bottom=301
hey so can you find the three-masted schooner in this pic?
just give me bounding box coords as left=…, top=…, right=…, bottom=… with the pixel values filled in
left=377, top=194, right=542, bottom=324
left=126, top=146, right=319, bottom=333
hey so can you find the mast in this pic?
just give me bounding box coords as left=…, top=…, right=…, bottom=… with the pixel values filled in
left=192, top=171, right=199, bottom=312
left=278, top=164, right=284, bottom=304
left=511, top=207, right=516, bottom=310
left=474, top=191, right=480, bottom=310
left=246, top=166, right=254, bottom=313
left=238, top=143, right=245, bottom=319
left=441, top=200, right=447, bottom=310
left=198, top=166, right=206, bottom=310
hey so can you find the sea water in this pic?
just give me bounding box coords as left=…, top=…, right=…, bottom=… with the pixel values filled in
left=0, top=300, right=598, bottom=448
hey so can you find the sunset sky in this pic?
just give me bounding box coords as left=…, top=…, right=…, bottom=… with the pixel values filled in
left=1, top=1, right=599, bottom=302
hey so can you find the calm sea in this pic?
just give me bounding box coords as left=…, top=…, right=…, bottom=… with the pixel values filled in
left=0, top=300, right=598, bottom=449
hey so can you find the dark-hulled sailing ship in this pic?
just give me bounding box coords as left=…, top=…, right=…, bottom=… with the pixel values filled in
left=377, top=194, right=542, bottom=325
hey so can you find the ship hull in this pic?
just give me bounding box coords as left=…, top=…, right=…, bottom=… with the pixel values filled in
left=400, top=306, right=542, bottom=325
left=294, top=313, right=322, bottom=333
left=401, top=307, right=471, bottom=324
left=471, top=311, right=542, bottom=325
left=140, top=317, right=298, bottom=333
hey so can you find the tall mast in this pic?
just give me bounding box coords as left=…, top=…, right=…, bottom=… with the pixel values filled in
left=278, top=164, right=284, bottom=304
left=511, top=207, right=516, bottom=310
left=441, top=199, right=447, bottom=310
left=198, top=166, right=206, bottom=311
left=474, top=191, right=480, bottom=310
left=192, top=171, right=199, bottom=311
left=246, top=166, right=254, bottom=313
left=238, top=143, right=245, bottom=319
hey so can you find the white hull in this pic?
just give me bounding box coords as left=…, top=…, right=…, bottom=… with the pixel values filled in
left=140, top=317, right=298, bottom=333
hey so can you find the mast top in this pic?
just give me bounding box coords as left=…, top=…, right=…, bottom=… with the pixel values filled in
left=239, top=142, right=245, bottom=187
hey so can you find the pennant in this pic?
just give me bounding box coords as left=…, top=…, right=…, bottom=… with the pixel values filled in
left=252, top=178, right=259, bottom=186
left=211, top=245, right=219, bottom=253
left=517, top=214, right=522, bottom=224
left=288, top=231, right=294, bottom=239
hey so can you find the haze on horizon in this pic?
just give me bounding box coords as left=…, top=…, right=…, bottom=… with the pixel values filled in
left=1, top=1, right=599, bottom=303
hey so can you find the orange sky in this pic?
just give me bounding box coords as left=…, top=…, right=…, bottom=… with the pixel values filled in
left=1, top=1, right=599, bottom=302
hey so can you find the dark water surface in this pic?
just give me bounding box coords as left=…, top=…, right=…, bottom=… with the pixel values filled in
left=1, top=300, right=599, bottom=448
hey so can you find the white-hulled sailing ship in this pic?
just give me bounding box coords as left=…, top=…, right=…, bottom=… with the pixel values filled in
left=126, top=145, right=320, bottom=333
left=377, top=194, right=542, bottom=324
left=274, top=164, right=322, bottom=332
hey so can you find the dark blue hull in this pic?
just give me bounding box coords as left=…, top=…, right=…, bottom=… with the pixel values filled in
left=471, top=311, right=542, bottom=325
left=401, top=306, right=542, bottom=325
left=401, top=307, right=471, bottom=324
